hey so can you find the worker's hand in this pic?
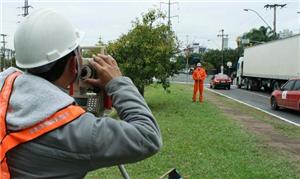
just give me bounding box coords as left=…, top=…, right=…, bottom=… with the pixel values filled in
left=84, top=54, right=122, bottom=88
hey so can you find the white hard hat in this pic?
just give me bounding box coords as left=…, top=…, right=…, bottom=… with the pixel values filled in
left=197, top=63, right=201, bottom=67
left=14, top=8, right=84, bottom=69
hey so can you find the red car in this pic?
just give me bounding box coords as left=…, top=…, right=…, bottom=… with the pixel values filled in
left=210, top=74, right=232, bottom=90
left=271, top=78, right=300, bottom=112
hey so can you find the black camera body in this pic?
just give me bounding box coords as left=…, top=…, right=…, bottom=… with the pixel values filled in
left=80, top=64, right=97, bottom=80
left=71, top=46, right=109, bottom=117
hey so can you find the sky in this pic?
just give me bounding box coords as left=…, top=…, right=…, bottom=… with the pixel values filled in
left=1, top=0, right=300, bottom=50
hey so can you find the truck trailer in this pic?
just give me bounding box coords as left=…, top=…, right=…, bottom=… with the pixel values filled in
left=236, top=34, right=300, bottom=91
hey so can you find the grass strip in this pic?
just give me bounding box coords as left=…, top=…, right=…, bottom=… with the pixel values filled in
left=86, top=83, right=300, bottom=178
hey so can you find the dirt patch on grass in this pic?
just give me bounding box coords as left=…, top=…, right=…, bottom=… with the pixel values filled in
left=205, top=91, right=300, bottom=164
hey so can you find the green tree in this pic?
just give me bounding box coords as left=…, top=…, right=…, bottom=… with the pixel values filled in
left=190, top=53, right=202, bottom=66
left=107, top=9, right=179, bottom=95
left=202, top=49, right=239, bottom=75
left=175, top=54, right=186, bottom=69
left=240, top=26, right=277, bottom=46
left=0, top=57, right=16, bottom=71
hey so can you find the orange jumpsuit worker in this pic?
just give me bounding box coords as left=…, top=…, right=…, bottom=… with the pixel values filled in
left=192, top=63, right=207, bottom=102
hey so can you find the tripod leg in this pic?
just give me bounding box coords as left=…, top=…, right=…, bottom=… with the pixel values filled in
left=118, top=165, right=130, bottom=179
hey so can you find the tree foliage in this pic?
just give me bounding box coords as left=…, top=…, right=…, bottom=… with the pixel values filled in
left=239, top=26, right=277, bottom=47
left=175, top=55, right=186, bottom=69
left=189, top=53, right=202, bottom=65
left=202, top=49, right=239, bottom=75
left=0, top=57, right=16, bottom=71
left=107, top=9, right=180, bottom=95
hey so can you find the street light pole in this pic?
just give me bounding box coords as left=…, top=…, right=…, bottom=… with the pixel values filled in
left=243, top=9, right=272, bottom=31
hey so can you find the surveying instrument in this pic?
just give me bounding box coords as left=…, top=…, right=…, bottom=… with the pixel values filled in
left=70, top=46, right=130, bottom=179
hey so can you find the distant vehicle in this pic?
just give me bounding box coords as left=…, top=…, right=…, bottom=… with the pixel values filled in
left=210, top=74, right=231, bottom=90
left=270, top=78, right=300, bottom=112
left=178, top=69, right=188, bottom=74
left=236, top=34, right=300, bottom=92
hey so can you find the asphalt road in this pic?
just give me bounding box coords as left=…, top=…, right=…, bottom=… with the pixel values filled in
left=171, top=73, right=300, bottom=126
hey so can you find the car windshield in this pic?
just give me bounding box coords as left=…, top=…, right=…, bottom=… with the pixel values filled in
left=293, top=80, right=300, bottom=90
left=281, top=80, right=295, bottom=91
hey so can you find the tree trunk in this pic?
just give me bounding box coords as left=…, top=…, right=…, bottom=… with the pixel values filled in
left=137, top=85, right=144, bottom=97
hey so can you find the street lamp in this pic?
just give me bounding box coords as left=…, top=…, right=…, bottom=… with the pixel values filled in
left=243, top=9, right=273, bottom=31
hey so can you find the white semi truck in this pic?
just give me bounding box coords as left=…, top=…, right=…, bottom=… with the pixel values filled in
left=236, top=34, right=300, bottom=91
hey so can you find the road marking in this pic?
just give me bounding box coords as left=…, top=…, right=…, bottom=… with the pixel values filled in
left=171, top=81, right=299, bottom=127
left=206, top=88, right=300, bottom=127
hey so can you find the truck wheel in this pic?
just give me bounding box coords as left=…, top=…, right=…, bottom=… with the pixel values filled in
left=237, top=84, right=241, bottom=89
left=227, top=85, right=231, bottom=90
left=247, top=80, right=252, bottom=90
left=246, top=80, right=249, bottom=90
left=271, top=97, right=279, bottom=110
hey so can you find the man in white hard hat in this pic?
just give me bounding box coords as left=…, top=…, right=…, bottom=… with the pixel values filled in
left=192, top=62, right=207, bottom=102
left=0, top=9, right=162, bottom=178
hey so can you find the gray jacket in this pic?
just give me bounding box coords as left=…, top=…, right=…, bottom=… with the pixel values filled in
left=1, top=68, right=162, bottom=178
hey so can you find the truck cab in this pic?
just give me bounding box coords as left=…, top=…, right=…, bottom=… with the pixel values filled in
left=236, top=57, right=244, bottom=88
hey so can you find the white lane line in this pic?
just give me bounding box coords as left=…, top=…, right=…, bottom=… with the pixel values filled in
left=172, top=81, right=299, bottom=127
left=205, top=88, right=300, bottom=127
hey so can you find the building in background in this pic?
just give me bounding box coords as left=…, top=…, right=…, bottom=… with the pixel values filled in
left=192, top=43, right=207, bottom=53
left=223, top=37, right=229, bottom=49
left=192, top=43, right=199, bottom=53
left=279, top=29, right=293, bottom=39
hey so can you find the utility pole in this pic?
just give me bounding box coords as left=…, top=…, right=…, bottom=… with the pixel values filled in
left=160, top=0, right=178, bottom=27
left=168, top=0, right=171, bottom=26
left=19, top=0, right=32, bottom=17
left=217, top=29, right=228, bottom=74
left=185, top=34, right=189, bottom=68
left=264, top=3, right=286, bottom=37
left=6, top=49, right=13, bottom=67
left=0, top=34, right=7, bottom=71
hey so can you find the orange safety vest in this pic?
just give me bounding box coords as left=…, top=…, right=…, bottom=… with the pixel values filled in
left=0, top=72, right=85, bottom=179
left=192, top=67, right=206, bottom=81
